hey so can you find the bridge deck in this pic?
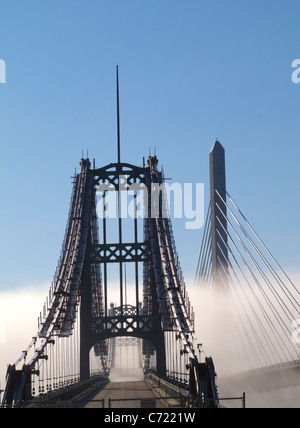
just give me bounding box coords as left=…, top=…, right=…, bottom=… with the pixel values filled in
left=84, top=381, right=176, bottom=409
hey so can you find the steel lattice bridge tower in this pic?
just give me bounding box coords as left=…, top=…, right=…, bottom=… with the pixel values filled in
left=2, top=152, right=219, bottom=408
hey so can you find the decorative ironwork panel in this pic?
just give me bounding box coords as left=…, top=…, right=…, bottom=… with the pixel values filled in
left=92, top=315, right=154, bottom=338
left=93, top=163, right=146, bottom=190
left=90, top=242, right=150, bottom=264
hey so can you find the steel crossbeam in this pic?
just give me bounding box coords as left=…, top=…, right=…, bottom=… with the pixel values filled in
left=93, top=163, right=146, bottom=190
left=90, top=242, right=150, bottom=264
left=92, top=315, right=154, bottom=339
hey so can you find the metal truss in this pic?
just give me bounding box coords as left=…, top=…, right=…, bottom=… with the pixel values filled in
left=92, top=315, right=154, bottom=339
left=90, top=242, right=150, bottom=264
left=93, top=162, right=146, bottom=190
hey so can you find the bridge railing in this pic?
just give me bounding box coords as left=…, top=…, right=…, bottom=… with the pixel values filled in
left=1, top=374, right=108, bottom=409
left=146, top=373, right=189, bottom=399
left=146, top=374, right=246, bottom=409
left=219, top=394, right=246, bottom=409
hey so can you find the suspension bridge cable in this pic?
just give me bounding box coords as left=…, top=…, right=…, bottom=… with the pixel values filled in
left=215, top=236, right=279, bottom=366
left=226, top=191, right=299, bottom=297
left=199, top=244, right=212, bottom=288
left=215, top=192, right=300, bottom=363
left=202, top=254, right=212, bottom=288
left=216, top=253, right=267, bottom=369
left=216, top=190, right=298, bottom=313
left=216, top=220, right=295, bottom=363
left=194, top=206, right=212, bottom=308
left=199, top=234, right=212, bottom=278
left=215, top=219, right=291, bottom=363
left=217, top=204, right=294, bottom=332
left=216, top=201, right=298, bottom=332
left=217, top=254, right=260, bottom=369
left=194, top=205, right=211, bottom=287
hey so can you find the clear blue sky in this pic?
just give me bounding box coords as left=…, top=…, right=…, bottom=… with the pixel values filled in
left=0, top=0, right=300, bottom=292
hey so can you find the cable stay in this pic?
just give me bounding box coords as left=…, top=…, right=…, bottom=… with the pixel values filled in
left=195, top=188, right=299, bottom=374
left=226, top=191, right=299, bottom=298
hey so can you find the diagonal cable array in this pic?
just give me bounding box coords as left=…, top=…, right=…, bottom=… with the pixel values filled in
left=194, top=205, right=212, bottom=291
left=195, top=190, right=299, bottom=372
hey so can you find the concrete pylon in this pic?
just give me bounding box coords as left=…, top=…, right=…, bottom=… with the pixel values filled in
left=209, top=140, right=228, bottom=285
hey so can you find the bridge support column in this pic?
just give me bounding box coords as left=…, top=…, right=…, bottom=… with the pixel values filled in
left=209, top=140, right=228, bottom=285
left=155, top=331, right=167, bottom=378
left=80, top=248, right=93, bottom=381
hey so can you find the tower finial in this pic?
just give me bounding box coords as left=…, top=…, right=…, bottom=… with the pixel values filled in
left=116, top=65, right=121, bottom=164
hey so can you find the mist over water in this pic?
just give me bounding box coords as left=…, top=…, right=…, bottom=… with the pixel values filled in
left=0, top=275, right=298, bottom=408
left=189, top=278, right=300, bottom=408
left=190, top=287, right=250, bottom=378
left=0, top=286, right=50, bottom=392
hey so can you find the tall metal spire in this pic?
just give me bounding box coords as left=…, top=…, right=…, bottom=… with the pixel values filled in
left=116, top=65, right=121, bottom=164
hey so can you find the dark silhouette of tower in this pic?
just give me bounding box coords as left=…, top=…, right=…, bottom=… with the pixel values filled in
left=209, top=140, right=228, bottom=285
